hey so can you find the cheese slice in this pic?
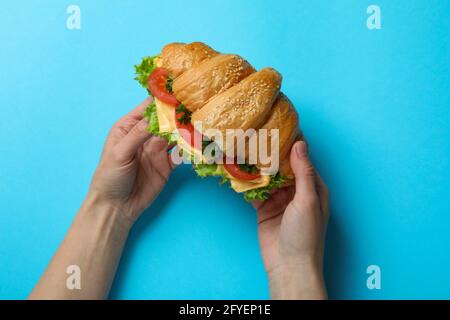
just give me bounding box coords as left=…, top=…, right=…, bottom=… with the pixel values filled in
left=154, top=56, right=163, bottom=68
left=179, top=140, right=271, bottom=192
left=155, top=98, right=203, bottom=163
left=153, top=56, right=176, bottom=134
left=155, top=97, right=177, bottom=133
left=177, top=134, right=208, bottom=163
left=153, top=57, right=206, bottom=161
left=218, top=164, right=271, bottom=193
left=229, top=175, right=271, bottom=193
left=152, top=70, right=205, bottom=162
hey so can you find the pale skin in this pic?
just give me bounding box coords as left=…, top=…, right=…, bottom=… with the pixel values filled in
left=29, top=98, right=329, bottom=300
left=252, top=141, right=329, bottom=299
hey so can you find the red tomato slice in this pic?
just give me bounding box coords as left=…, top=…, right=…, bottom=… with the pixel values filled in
left=223, top=161, right=261, bottom=181
left=147, top=67, right=179, bottom=106
left=175, top=111, right=203, bottom=150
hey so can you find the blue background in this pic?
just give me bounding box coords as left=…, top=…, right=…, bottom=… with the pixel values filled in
left=0, top=0, right=449, bottom=299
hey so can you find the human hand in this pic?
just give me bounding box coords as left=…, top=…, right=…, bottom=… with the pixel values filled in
left=88, top=97, right=175, bottom=224
left=253, top=141, right=329, bottom=299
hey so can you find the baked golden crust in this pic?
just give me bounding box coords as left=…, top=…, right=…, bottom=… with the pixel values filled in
left=279, top=155, right=294, bottom=179
left=161, top=42, right=218, bottom=78
left=191, top=67, right=282, bottom=138
left=158, top=41, right=304, bottom=190
left=279, top=132, right=305, bottom=179
left=173, top=54, right=255, bottom=112
left=257, top=93, right=299, bottom=167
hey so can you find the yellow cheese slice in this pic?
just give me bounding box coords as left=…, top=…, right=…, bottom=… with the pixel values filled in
left=154, top=56, right=163, bottom=68
left=218, top=164, right=271, bottom=193
left=153, top=57, right=205, bottom=161
left=177, top=134, right=207, bottom=163
left=154, top=97, right=177, bottom=134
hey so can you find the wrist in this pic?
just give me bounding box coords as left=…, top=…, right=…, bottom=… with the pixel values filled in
left=80, top=191, right=134, bottom=232
left=268, top=261, right=327, bottom=300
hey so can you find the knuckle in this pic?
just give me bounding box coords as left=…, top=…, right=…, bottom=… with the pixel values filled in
left=131, top=120, right=147, bottom=137
left=295, top=194, right=320, bottom=212
left=111, top=122, right=128, bottom=137
left=110, top=146, right=124, bottom=163
left=305, top=196, right=320, bottom=211
left=302, top=164, right=316, bottom=177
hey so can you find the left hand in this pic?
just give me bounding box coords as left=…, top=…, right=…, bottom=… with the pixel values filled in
left=89, top=97, right=175, bottom=224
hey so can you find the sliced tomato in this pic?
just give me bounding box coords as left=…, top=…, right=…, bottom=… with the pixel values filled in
left=175, top=110, right=203, bottom=150
left=223, top=161, right=261, bottom=181
left=147, top=67, right=179, bottom=106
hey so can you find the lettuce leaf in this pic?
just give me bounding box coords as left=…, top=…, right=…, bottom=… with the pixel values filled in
left=134, top=56, right=159, bottom=88
left=143, top=102, right=159, bottom=133
left=193, top=163, right=219, bottom=177
left=243, top=174, right=287, bottom=201
left=193, top=163, right=231, bottom=185
left=193, top=163, right=286, bottom=202
left=143, top=103, right=178, bottom=143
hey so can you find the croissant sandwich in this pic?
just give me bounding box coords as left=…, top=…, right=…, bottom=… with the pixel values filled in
left=134, top=42, right=303, bottom=201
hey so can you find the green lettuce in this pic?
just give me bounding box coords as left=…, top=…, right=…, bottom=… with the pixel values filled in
left=134, top=55, right=159, bottom=88
left=193, top=163, right=231, bottom=185
left=243, top=173, right=286, bottom=201
left=193, top=163, right=286, bottom=201
left=193, top=163, right=220, bottom=177
left=143, top=103, right=178, bottom=143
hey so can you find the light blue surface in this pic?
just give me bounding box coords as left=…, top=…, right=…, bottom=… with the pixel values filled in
left=0, top=0, right=449, bottom=299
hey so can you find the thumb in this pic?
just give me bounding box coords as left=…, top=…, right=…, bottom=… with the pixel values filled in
left=290, top=141, right=318, bottom=203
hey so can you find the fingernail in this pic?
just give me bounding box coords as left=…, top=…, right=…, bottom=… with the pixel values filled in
left=295, top=141, right=307, bottom=158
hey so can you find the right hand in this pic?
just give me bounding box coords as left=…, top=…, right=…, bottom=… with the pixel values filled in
left=253, top=141, right=330, bottom=299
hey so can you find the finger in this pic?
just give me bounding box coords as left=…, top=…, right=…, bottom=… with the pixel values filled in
left=115, top=118, right=152, bottom=160
left=255, top=186, right=295, bottom=222
left=125, top=96, right=153, bottom=120
left=164, top=143, right=182, bottom=170
left=105, top=97, right=153, bottom=148
left=315, top=172, right=330, bottom=222
left=251, top=200, right=263, bottom=210
left=143, top=137, right=179, bottom=170
left=251, top=188, right=277, bottom=210
left=168, top=150, right=180, bottom=170
left=290, top=141, right=320, bottom=208
left=144, top=136, right=178, bottom=167
left=167, top=142, right=177, bottom=152
left=115, top=96, right=153, bottom=132
left=251, top=184, right=294, bottom=211
left=146, top=136, right=170, bottom=152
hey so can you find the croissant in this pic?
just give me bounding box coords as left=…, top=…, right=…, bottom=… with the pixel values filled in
left=134, top=42, right=303, bottom=201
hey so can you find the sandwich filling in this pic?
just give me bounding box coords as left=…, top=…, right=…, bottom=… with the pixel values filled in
left=135, top=55, right=286, bottom=201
